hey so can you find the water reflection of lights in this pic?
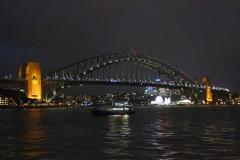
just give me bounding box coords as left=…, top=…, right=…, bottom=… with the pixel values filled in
left=143, top=112, right=176, bottom=157
left=104, top=115, right=131, bottom=157
left=21, top=109, right=46, bottom=157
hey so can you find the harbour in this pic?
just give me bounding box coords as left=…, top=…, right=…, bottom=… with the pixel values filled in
left=1, top=105, right=240, bottom=159
left=1, top=1, right=240, bottom=159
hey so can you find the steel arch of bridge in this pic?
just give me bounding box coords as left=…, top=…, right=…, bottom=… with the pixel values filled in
left=44, top=52, right=197, bottom=85
left=43, top=52, right=198, bottom=101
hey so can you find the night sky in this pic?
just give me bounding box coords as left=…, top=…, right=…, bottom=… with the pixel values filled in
left=0, top=1, right=240, bottom=95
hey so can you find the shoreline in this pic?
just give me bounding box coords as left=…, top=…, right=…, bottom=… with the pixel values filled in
left=0, top=105, right=67, bottom=109
left=1, top=104, right=239, bottom=109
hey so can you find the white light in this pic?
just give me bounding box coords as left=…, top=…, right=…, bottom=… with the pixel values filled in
left=156, top=96, right=163, bottom=103
left=165, top=97, right=171, bottom=105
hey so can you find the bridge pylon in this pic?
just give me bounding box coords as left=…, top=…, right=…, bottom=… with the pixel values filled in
left=203, top=77, right=212, bottom=102
left=19, top=61, right=42, bottom=101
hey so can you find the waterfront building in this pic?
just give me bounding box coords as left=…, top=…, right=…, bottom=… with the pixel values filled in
left=0, top=96, right=10, bottom=106
left=0, top=88, right=27, bottom=106
left=145, top=87, right=159, bottom=96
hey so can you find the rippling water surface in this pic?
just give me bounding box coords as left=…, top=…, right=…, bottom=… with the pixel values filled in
left=1, top=106, right=240, bottom=159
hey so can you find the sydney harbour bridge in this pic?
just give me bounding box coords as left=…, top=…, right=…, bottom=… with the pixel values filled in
left=0, top=52, right=229, bottom=103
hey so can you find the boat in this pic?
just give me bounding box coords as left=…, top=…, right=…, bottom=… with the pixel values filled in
left=177, top=100, right=192, bottom=106
left=67, top=103, right=83, bottom=109
left=91, top=101, right=135, bottom=116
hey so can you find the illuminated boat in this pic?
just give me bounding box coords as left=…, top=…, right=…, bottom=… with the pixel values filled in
left=67, top=103, right=83, bottom=109
left=91, top=102, right=135, bottom=116
left=177, top=100, right=192, bottom=106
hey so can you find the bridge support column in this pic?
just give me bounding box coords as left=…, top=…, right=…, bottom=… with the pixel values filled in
left=203, top=77, right=212, bottom=102
left=26, top=61, right=42, bottom=101
left=45, top=82, right=49, bottom=102
left=53, top=82, right=57, bottom=95
left=60, top=82, right=64, bottom=89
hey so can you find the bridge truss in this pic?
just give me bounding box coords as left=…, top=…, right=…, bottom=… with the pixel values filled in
left=42, top=52, right=198, bottom=101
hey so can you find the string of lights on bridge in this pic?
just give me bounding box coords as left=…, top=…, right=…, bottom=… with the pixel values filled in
left=43, top=75, right=229, bottom=92
left=2, top=74, right=229, bottom=93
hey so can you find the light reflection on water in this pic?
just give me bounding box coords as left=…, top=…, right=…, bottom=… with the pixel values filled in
left=0, top=106, right=240, bottom=159
left=104, top=115, right=132, bottom=158
left=21, top=109, right=46, bottom=157
left=0, top=109, right=47, bottom=159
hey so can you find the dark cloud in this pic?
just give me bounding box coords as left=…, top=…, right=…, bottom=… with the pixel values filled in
left=0, top=0, right=240, bottom=94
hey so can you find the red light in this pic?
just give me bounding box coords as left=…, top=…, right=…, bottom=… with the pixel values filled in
left=119, top=106, right=121, bottom=107
left=134, top=52, right=136, bottom=54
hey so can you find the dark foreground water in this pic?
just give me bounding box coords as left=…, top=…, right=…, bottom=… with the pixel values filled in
left=1, top=105, right=240, bottom=159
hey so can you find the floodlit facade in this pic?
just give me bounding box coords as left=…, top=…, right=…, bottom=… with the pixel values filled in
left=203, top=77, right=212, bottom=102
left=18, top=63, right=27, bottom=79
left=26, top=61, right=42, bottom=101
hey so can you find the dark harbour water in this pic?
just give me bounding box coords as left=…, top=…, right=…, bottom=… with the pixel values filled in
left=0, top=106, right=240, bottom=160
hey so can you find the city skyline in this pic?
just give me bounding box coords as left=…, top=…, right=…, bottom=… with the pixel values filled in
left=0, top=1, right=240, bottom=94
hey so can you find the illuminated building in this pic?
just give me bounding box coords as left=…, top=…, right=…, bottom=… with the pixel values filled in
left=145, top=87, right=159, bottom=96
left=0, top=96, right=9, bottom=105
left=26, top=61, right=42, bottom=101
left=203, top=77, right=212, bottom=102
